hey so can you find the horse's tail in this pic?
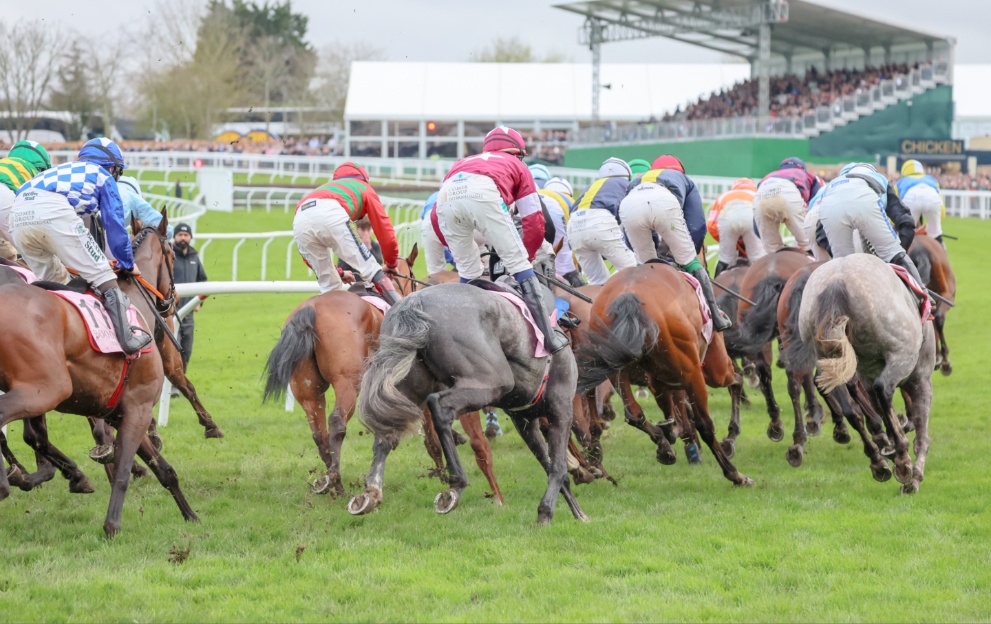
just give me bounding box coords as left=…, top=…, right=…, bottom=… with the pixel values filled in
left=730, top=274, right=786, bottom=354
left=576, top=293, right=659, bottom=393
left=781, top=270, right=817, bottom=372
left=909, top=244, right=932, bottom=286
left=813, top=282, right=858, bottom=393
left=357, top=297, right=431, bottom=445
left=263, top=306, right=318, bottom=403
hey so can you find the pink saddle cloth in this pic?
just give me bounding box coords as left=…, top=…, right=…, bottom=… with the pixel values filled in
left=361, top=295, right=391, bottom=315
left=6, top=265, right=38, bottom=283
left=680, top=273, right=713, bottom=345
left=888, top=264, right=933, bottom=324
left=488, top=291, right=558, bottom=358
left=48, top=291, right=148, bottom=356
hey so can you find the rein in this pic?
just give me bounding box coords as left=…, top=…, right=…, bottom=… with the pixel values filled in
left=131, top=226, right=176, bottom=314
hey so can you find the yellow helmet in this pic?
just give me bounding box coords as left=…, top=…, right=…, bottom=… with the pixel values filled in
left=901, top=159, right=925, bottom=177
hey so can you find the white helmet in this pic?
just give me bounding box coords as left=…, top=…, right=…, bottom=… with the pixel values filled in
left=839, top=162, right=876, bottom=176
left=598, top=157, right=632, bottom=180
left=543, top=177, right=573, bottom=197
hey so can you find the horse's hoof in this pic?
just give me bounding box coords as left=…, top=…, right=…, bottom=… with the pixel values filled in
left=900, top=481, right=919, bottom=495
left=434, top=489, right=460, bottom=514
left=720, top=438, right=736, bottom=459
left=743, top=367, right=759, bottom=388
left=786, top=445, right=804, bottom=468
left=735, top=475, right=755, bottom=487
left=148, top=431, right=164, bottom=453
left=880, top=446, right=896, bottom=458
left=767, top=422, right=785, bottom=443
left=131, top=463, right=149, bottom=479
left=940, top=361, right=952, bottom=376
left=684, top=442, right=702, bottom=465
left=894, top=462, right=914, bottom=485
left=658, top=419, right=677, bottom=445
left=69, top=476, right=95, bottom=494
left=6, top=465, right=25, bottom=488
left=103, top=521, right=121, bottom=538
left=453, top=430, right=468, bottom=446
left=805, top=419, right=821, bottom=436
left=656, top=446, right=677, bottom=465
left=347, top=490, right=380, bottom=516
left=871, top=462, right=892, bottom=483
left=901, top=419, right=915, bottom=434
left=833, top=427, right=851, bottom=445
left=205, top=427, right=225, bottom=439
left=311, top=475, right=332, bottom=495
left=88, top=445, right=115, bottom=465
left=484, top=423, right=500, bottom=440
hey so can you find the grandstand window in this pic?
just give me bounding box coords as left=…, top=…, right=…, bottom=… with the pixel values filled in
left=390, top=121, right=420, bottom=137
left=426, top=142, right=457, bottom=159
left=426, top=121, right=457, bottom=137
left=388, top=141, right=420, bottom=158
left=350, top=121, right=383, bottom=137
left=350, top=141, right=383, bottom=157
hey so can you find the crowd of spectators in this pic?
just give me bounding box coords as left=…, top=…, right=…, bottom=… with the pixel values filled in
left=521, top=130, right=569, bottom=165
left=927, top=171, right=991, bottom=191
left=41, top=136, right=344, bottom=157
left=664, top=63, right=920, bottom=122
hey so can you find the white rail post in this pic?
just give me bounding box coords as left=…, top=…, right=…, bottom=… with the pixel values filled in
left=231, top=238, right=247, bottom=281
left=260, top=236, right=275, bottom=281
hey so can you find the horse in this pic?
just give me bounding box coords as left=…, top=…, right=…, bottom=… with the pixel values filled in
left=0, top=218, right=198, bottom=536
left=727, top=248, right=823, bottom=443
left=909, top=234, right=955, bottom=376
left=349, top=282, right=587, bottom=524
left=576, top=262, right=754, bottom=487
left=263, top=246, right=503, bottom=504
left=795, top=254, right=935, bottom=493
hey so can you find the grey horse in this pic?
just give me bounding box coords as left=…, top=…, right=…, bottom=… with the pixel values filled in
left=348, top=282, right=588, bottom=524
left=794, top=254, right=936, bottom=494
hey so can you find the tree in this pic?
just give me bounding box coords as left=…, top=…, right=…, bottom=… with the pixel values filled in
left=312, top=41, right=385, bottom=122
left=0, top=20, right=63, bottom=142
left=473, top=36, right=567, bottom=63
left=48, top=41, right=97, bottom=141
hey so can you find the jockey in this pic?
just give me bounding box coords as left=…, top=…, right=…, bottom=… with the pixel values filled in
left=117, top=175, right=174, bottom=238
left=528, top=163, right=552, bottom=189
left=628, top=159, right=651, bottom=176
left=539, top=176, right=584, bottom=286
left=10, top=137, right=151, bottom=355
left=754, top=157, right=823, bottom=253
left=817, top=162, right=927, bottom=296
left=707, top=178, right=765, bottom=276
left=420, top=191, right=456, bottom=274
left=293, top=162, right=402, bottom=304
left=896, top=159, right=946, bottom=247
left=566, top=157, right=637, bottom=286
left=619, top=154, right=732, bottom=331
left=435, top=125, right=568, bottom=353
left=0, top=140, right=52, bottom=260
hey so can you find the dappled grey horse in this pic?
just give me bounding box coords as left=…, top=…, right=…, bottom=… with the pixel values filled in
left=795, top=254, right=936, bottom=494
left=348, top=282, right=587, bottom=524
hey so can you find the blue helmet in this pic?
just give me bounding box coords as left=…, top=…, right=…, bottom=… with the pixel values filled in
left=528, top=163, right=551, bottom=188
left=839, top=162, right=875, bottom=176
left=77, top=137, right=127, bottom=172
left=779, top=157, right=806, bottom=171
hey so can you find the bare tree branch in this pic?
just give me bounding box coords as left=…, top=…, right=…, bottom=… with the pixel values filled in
left=0, top=20, right=64, bottom=143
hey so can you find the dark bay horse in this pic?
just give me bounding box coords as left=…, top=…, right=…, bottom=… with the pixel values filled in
left=909, top=234, right=955, bottom=375
left=0, top=220, right=198, bottom=536
left=576, top=263, right=754, bottom=487
left=264, top=247, right=503, bottom=504
left=350, top=283, right=586, bottom=524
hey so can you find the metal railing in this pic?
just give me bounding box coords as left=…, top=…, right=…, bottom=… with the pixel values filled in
left=144, top=192, right=207, bottom=229
left=944, top=190, right=991, bottom=220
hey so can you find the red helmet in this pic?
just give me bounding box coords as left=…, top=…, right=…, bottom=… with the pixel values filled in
left=333, top=161, right=369, bottom=182
left=731, top=178, right=757, bottom=192
left=483, top=126, right=527, bottom=156
left=651, top=154, right=685, bottom=173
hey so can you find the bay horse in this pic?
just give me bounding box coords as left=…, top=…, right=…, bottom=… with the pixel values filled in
left=909, top=234, right=955, bottom=376
left=796, top=254, right=935, bottom=493
left=727, top=248, right=822, bottom=443
left=264, top=246, right=502, bottom=504
left=576, top=262, right=754, bottom=488
left=0, top=219, right=198, bottom=536
left=349, top=282, right=587, bottom=524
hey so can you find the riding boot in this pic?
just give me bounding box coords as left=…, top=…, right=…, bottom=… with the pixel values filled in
left=690, top=267, right=733, bottom=332
left=713, top=260, right=729, bottom=278
left=563, top=270, right=586, bottom=288
left=890, top=252, right=931, bottom=304
left=97, top=285, right=152, bottom=355
left=371, top=270, right=402, bottom=306
left=519, top=276, right=569, bottom=354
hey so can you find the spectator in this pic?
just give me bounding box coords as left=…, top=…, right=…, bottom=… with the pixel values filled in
left=172, top=223, right=207, bottom=376
left=174, top=179, right=182, bottom=199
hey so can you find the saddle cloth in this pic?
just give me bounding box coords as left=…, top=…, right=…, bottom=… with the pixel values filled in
left=360, top=295, right=391, bottom=315
left=888, top=264, right=933, bottom=324
left=680, top=273, right=713, bottom=346
left=468, top=279, right=557, bottom=358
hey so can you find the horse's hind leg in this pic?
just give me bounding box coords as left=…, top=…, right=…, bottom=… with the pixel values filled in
left=421, top=407, right=447, bottom=480
left=293, top=366, right=340, bottom=495
left=135, top=435, right=199, bottom=521
left=0, top=381, right=70, bottom=501
left=507, top=411, right=586, bottom=524
left=785, top=369, right=808, bottom=467
left=868, top=375, right=913, bottom=486
left=756, top=348, right=784, bottom=442
left=683, top=366, right=754, bottom=487
left=829, top=384, right=891, bottom=482
left=721, top=366, right=744, bottom=458
left=103, top=401, right=151, bottom=537
left=21, top=416, right=93, bottom=494
left=934, top=312, right=951, bottom=376
left=458, top=411, right=504, bottom=505
left=802, top=371, right=825, bottom=436
left=347, top=434, right=393, bottom=516
left=617, top=374, right=677, bottom=464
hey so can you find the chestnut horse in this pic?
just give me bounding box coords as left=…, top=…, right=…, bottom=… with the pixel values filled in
left=576, top=262, right=754, bottom=487
left=909, top=234, right=955, bottom=375
left=0, top=220, right=198, bottom=536
left=264, top=245, right=502, bottom=504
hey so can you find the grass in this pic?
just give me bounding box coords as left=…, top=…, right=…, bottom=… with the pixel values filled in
left=2, top=215, right=989, bottom=622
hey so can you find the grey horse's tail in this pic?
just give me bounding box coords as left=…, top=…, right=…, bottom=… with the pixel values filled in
left=576, top=293, right=659, bottom=393
left=729, top=274, right=786, bottom=355
left=263, top=306, right=317, bottom=403
left=781, top=270, right=817, bottom=372
left=813, top=282, right=858, bottom=393
left=357, top=297, right=431, bottom=445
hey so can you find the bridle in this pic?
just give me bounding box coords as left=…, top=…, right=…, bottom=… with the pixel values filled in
left=386, top=258, right=430, bottom=295
left=131, top=226, right=176, bottom=315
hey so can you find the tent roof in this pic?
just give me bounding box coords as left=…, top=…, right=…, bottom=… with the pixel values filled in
left=344, top=61, right=751, bottom=122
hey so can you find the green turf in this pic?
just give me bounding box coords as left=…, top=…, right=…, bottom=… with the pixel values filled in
left=2, top=216, right=988, bottom=622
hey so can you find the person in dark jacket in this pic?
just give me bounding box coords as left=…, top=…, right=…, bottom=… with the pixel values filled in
left=173, top=223, right=207, bottom=372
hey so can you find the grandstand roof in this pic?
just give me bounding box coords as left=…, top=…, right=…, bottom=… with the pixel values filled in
left=555, top=0, right=951, bottom=63
left=344, top=61, right=750, bottom=123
